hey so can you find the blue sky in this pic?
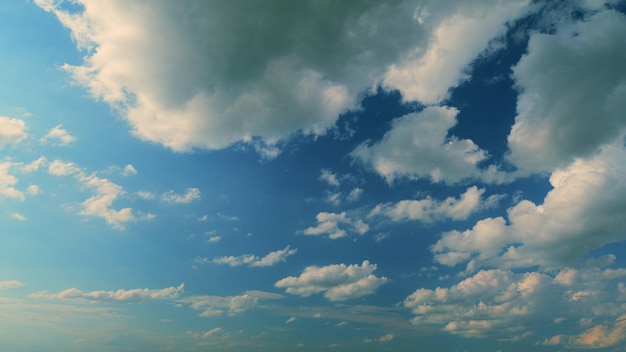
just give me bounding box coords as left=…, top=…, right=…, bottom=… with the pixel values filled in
left=2, top=0, right=626, bottom=351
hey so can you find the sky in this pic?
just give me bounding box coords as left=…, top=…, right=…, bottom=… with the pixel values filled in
left=1, top=0, right=626, bottom=351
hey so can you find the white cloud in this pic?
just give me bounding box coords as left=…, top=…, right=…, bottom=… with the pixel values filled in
left=364, top=333, right=395, bottom=343
left=301, top=211, right=368, bottom=239
left=20, top=156, right=46, bottom=173
left=25, top=185, right=39, bottom=195
left=369, top=186, right=497, bottom=223
left=200, top=246, right=297, bottom=268
left=162, top=188, right=201, bottom=204
left=507, top=8, right=626, bottom=172
left=206, top=236, right=221, bottom=243
left=352, top=107, right=501, bottom=184
left=201, top=327, right=223, bottom=339
left=40, top=124, right=76, bottom=145
left=286, top=316, right=296, bottom=324
left=36, top=0, right=530, bottom=154
left=319, top=169, right=340, bottom=187
left=431, top=141, right=626, bottom=270
left=0, top=280, right=24, bottom=289
left=0, top=162, right=24, bottom=200
left=275, top=260, right=388, bottom=301
left=122, top=164, right=137, bottom=176
left=347, top=187, right=363, bottom=202
left=383, top=0, right=529, bottom=104
left=29, top=283, right=184, bottom=302
left=136, top=191, right=155, bottom=200
left=178, top=290, right=283, bottom=317
left=47, top=160, right=79, bottom=176
left=10, top=212, right=26, bottom=221
left=0, top=116, right=27, bottom=148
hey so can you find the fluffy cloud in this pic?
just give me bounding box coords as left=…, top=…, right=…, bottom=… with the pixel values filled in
left=10, top=212, right=26, bottom=221
left=432, top=141, right=626, bottom=270
left=301, top=212, right=368, bottom=239
left=29, top=283, right=184, bottom=302
left=507, top=8, right=626, bottom=172
left=352, top=107, right=503, bottom=184
left=275, top=260, right=388, bottom=301
left=0, top=116, right=27, bottom=148
left=36, top=0, right=530, bottom=153
left=370, top=186, right=500, bottom=223
left=0, top=280, right=24, bottom=289
left=319, top=169, right=340, bottom=187
left=0, top=162, right=25, bottom=200
left=197, top=246, right=297, bottom=268
left=179, top=290, right=283, bottom=317
left=40, top=124, right=76, bottom=145
left=162, top=188, right=201, bottom=204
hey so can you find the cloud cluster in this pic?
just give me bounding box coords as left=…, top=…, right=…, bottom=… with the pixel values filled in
left=507, top=8, right=626, bottom=172
left=196, top=246, right=297, bottom=268
left=275, top=260, right=388, bottom=301
left=369, top=186, right=501, bottom=223
left=179, top=290, right=283, bottom=317
left=29, top=283, right=184, bottom=302
left=301, top=212, right=368, bottom=239
left=432, top=142, right=626, bottom=270
left=36, top=0, right=530, bottom=154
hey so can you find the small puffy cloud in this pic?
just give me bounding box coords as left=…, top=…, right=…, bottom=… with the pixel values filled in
left=179, top=290, right=283, bottom=317
left=10, top=213, right=26, bottom=221
left=275, top=260, right=388, bottom=301
left=0, top=162, right=24, bottom=200
left=0, top=280, right=24, bottom=289
left=319, top=169, right=340, bottom=187
left=48, top=160, right=79, bottom=176
left=40, top=124, right=76, bottom=145
left=432, top=141, right=626, bottom=270
left=20, top=156, right=46, bottom=173
left=206, top=236, right=221, bottom=243
left=0, top=116, right=27, bottom=148
left=346, top=187, right=363, bottom=202
left=36, top=0, right=530, bottom=154
left=162, top=188, right=201, bottom=204
left=370, top=186, right=496, bottom=223
left=301, top=212, right=368, bottom=239
left=200, top=246, right=297, bottom=268
left=286, top=316, right=296, bottom=324
left=136, top=191, right=155, bottom=200
left=122, top=164, right=137, bottom=176
left=29, top=283, right=184, bottom=302
left=25, top=185, right=39, bottom=196
left=364, top=333, right=395, bottom=343
left=507, top=8, right=626, bottom=172
left=351, top=107, right=494, bottom=184
left=544, top=315, right=626, bottom=349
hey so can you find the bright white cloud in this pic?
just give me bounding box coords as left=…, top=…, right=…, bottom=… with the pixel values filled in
left=179, top=290, right=283, bottom=317
left=199, top=246, right=297, bottom=268
left=36, top=0, right=530, bottom=154
left=432, top=141, right=626, bottom=270
left=370, top=186, right=498, bottom=223
left=29, top=283, right=184, bottom=302
left=352, top=107, right=499, bottom=184
left=0, top=116, right=27, bottom=148
left=301, top=211, right=368, bottom=239
left=275, top=260, right=388, bottom=301
left=162, top=188, right=201, bottom=204
left=0, top=280, right=24, bottom=289
left=507, top=8, right=626, bottom=172
left=0, top=162, right=24, bottom=200
left=40, top=124, right=76, bottom=145
left=47, top=160, right=79, bottom=176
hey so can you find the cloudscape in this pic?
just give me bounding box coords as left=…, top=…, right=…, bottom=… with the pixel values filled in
left=2, top=0, right=626, bottom=351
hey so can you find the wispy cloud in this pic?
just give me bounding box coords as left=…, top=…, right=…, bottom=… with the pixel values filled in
left=196, top=246, right=297, bottom=268
left=40, top=124, right=76, bottom=145
left=162, top=188, right=201, bottom=204
left=29, top=283, right=184, bottom=302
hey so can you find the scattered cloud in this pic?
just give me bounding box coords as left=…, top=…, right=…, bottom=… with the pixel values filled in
left=0, top=162, right=25, bottom=200
left=179, top=290, right=283, bottom=317
left=198, top=246, right=297, bottom=268
left=319, top=169, right=340, bottom=187
left=162, top=188, right=201, bottom=204
left=275, top=260, right=388, bottom=301
left=201, top=327, right=223, bottom=339
left=40, top=124, right=76, bottom=145
left=0, top=116, right=27, bottom=148
left=10, top=212, right=26, bottom=221
left=346, top=187, right=363, bottom=202
left=301, top=212, right=368, bottom=239
left=122, top=164, right=137, bottom=176
left=29, top=283, right=184, bottom=302
left=0, top=280, right=24, bottom=289
left=363, top=333, right=395, bottom=343
left=286, top=316, right=296, bottom=324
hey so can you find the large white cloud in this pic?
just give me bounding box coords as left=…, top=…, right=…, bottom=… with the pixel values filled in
left=432, top=141, right=626, bottom=270
left=36, top=0, right=530, bottom=153
left=507, top=8, right=626, bottom=172
left=275, top=260, right=388, bottom=301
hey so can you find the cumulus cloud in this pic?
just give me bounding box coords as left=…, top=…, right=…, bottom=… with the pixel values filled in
left=301, top=212, right=368, bottom=239
left=162, top=188, right=201, bottom=204
left=364, top=333, right=395, bottom=343
left=0, top=116, right=27, bottom=148
left=40, top=124, right=76, bottom=145
left=122, top=164, right=137, bottom=176
left=10, top=212, right=26, bottom=221
left=319, top=169, right=340, bottom=187
left=197, top=246, right=297, bottom=268
left=432, top=141, right=626, bottom=270
left=0, top=280, right=24, bottom=289
left=179, top=290, right=283, bottom=317
left=370, top=186, right=500, bottom=223
left=36, top=0, right=530, bottom=153
left=507, top=8, right=626, bottom=172
left=29, top=283, right=184, bottom=302
left=0, top=162, right=25, bottom=200
left=351, top=107, right=504, bottom=184
left=275, top=260, right=388, bottom=301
